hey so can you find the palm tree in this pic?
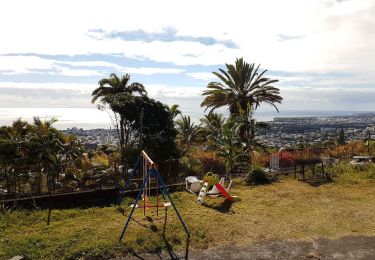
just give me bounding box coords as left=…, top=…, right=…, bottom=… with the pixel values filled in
left=199, top=113, right=225, bottom=149
left=0, top=126, right=16, bottom=194
left=216, top=122, right=241, bottom=178
left=176, top=115, right=198, bottom=153
left=168, top=104, right=182, bottom=119
left=8, top=119, right=31, bottom=194
left=91, top=73, right=147, bottom=147
left=201, top=58, right=282, bottom=167
left=201, top=58, right=282, bottom=118
left=30, top=117, right=63, bottom=193
left=234, top=115, right=268, bottom=170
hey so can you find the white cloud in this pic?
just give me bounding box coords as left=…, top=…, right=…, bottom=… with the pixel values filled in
left=146, top=84, right=204, bottom=98
left=0, top=55, right=185, bottom=76
left=0, top=82, right=94, bottom=92
left=1, top=0, right=373, bottom=75
left=0, top=0, right=375, bottom=120
left=122, top=67, right=184, bottom=75
left=279, top=86, right=375, bottom=110
left=57, top=60, right=185, bottom=75
left=56, top=68, right=103, bottom=77
left=0, top=56, right=56, bottom=74
left=186, top=72, right=216, bottom=81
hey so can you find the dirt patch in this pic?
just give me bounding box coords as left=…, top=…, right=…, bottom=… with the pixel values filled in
left=116, top=235, right=375, bottom=259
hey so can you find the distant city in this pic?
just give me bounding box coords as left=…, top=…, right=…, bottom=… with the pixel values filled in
left=257, top=113, right=375, bottom=147
left=63, top=127, right=119, bottom=150
left=63, top=113, right=375, bottom=149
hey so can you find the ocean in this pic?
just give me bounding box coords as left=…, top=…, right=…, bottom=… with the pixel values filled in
left=0, top=107, right=372, bottom=130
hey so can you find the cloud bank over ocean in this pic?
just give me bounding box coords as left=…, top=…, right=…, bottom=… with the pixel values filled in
left=0, top=0, right=374, bottom=127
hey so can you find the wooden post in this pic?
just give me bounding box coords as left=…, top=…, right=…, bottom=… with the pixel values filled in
left=143, top=157, right=146, bottom=216
left=302, top=164, right=305, bottom=181
left=312, top=163, right=315, bottom=177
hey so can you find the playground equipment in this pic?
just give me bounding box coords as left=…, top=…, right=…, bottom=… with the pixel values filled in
left=207, top=177, right=233, bottom=197
left=117, top=150, right=189, bottom=241
left=197, top=172, right=233, bottom=204
left=185, top=176, right=202, bottom=194
left=185, top=175, right=233, bottom=196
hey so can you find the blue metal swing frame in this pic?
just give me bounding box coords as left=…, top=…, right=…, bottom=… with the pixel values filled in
left=117, top=153, right=190, bottom=242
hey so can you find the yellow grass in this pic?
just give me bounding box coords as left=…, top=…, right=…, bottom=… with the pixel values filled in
left=1, top=175, right=375, bottom=259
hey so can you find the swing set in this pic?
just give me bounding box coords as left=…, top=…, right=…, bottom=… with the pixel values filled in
left=117, top=150, right=190, bottom=242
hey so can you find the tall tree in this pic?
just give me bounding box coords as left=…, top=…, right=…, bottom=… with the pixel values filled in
left=8, top=119, right=31, bottom=193
left=201, top=58, right=282, bottom=167
left=201, top=58, right=282, bottom=118
left=91, top=73, right=146, bottom=148
left=168, top=104, right=182, bottom=119
left=0, top=126, right=16, bottom=194
left=216, top=122, right=241, bottom=178
left=199, top=113, right=225, bottom=150
left=103, top=93, right=178, bottom=162
left=176, top=115, right=199, bottom=153
left=30, top=117, right=63, bottom=193
left=337, top=128, right=346, bottom=146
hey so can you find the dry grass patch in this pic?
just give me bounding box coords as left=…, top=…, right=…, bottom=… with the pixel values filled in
left=1, top=174, right=375, bottom=259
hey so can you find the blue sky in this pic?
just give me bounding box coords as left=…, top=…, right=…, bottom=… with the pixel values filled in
left=0, top=0, right=374, bottom=128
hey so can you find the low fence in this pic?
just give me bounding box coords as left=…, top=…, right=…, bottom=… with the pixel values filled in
left=1, top=183, right=185, bottom=209
left=1, top=174, right=245, bottom=209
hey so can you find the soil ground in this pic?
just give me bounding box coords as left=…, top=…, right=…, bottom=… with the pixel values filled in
left=116, top=235, right=375, bottom=260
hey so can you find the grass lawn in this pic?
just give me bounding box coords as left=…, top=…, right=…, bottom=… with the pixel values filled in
left=1, top=167, right=375, bottom=259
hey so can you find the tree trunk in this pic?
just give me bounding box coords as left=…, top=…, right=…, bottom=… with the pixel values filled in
left=120, top=117, right=125, bottom=148
left=113, top=112, right=121, bottom=147
left=3, top=159, right=11, bottom=194
left=13, top=170, right=17, bottom=194
left=124, top=123, right=130, bottom=148
left=37, top=171, right=42, bottom=194
left=114, top=161, right=119, bottom=188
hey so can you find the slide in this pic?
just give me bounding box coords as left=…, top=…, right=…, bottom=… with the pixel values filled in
left=214, top=183, right=233, bottom=202
left=196, top=181, right=209, bottom=204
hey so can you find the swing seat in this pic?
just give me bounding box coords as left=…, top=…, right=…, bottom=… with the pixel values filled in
left=129, top=202, right=171, bottom=208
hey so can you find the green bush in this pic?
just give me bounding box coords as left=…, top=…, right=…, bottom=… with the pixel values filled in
left=179, top=155, right=205, bottom=178
left=330, top=162, right=375, bottom=184
left=243, top=167, right=275, bottom=185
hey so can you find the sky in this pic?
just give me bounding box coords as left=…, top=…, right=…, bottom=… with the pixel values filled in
left=0, top=0, right=374, bottom=128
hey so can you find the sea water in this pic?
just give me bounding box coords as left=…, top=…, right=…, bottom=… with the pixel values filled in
left=0, top=107, right=371, bottom=130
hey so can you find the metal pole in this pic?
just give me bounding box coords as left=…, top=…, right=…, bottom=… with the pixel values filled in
left=143, top=157, right=146, bottom=216
left=155, top=169, right=190, bottom=238
left=115, top=157, right=141, bottom=206
left=140, top=108, right=144, bottom=152
left=119, top=169, right=151, bottom=241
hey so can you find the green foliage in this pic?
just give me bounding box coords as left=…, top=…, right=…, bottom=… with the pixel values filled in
left=91, top=73, right=146, bottom=104
left=91, top=73, right=146, bottom=148
left=200, top=58, right=282, bottom=171
left=330, top=162, right=375, bottom=184
left=167, top=104, right=181, bottom=119
left=215, top=122, right=241, bottom=176
left=199, top=113, right=225, bottom=150
left=0, top=118, right=83, bottom=195
left=201, top=57, right=282, bottom=117
left=92, top=153, right=110, bottom=168
left=243, top=167, right=275, bottom=185
left=194, top=151, right=225, bottom=175
left=176, top=115, right=199, bottom=153
left=337, top=128, right=346, bottom=146
left=121, top=146, right=139, bottom=167
left=179, top=155, right=205, bottom=178
left=104, top=93, right=178, bottom=162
